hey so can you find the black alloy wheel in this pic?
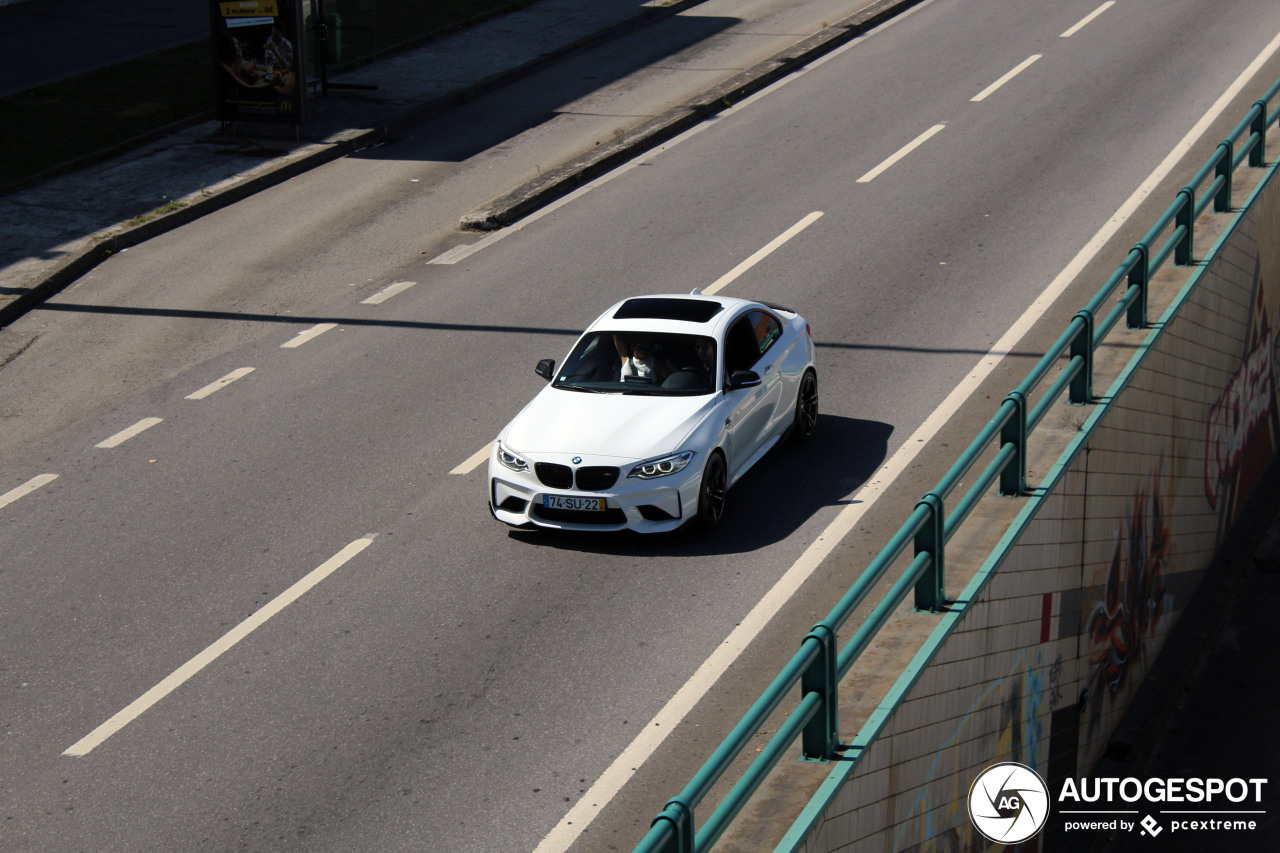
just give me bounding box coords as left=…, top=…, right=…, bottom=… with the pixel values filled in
left=695, top=451, right=727, bottom=531
left=790, top=370, right=818, bottom=444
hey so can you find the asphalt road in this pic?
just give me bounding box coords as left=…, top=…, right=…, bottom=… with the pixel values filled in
left=4, top=0, right=1280, bottom=851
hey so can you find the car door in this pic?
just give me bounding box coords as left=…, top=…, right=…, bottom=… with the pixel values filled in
left=722, top=309, right=785, bottom=480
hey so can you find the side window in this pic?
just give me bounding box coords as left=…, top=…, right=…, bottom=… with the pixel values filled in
left=749, top=310, right=782, bottom=356
left=725, top=317, right=761, bottom=374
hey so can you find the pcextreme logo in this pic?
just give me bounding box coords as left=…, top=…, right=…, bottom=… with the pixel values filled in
left=967, top=762, right=1051, bottom=844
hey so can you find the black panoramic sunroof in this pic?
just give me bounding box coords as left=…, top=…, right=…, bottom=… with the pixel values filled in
left=613, top=297, right=724, bottom=323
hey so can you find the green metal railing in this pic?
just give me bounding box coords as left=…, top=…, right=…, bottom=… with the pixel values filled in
left=631, top=73, right=1280, bottom=853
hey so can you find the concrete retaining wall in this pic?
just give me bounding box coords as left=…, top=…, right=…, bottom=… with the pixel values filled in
left=787, top=154, right=1280, bottom=852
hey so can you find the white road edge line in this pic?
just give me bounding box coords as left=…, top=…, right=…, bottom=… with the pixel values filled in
left=1061, top=1, right=1115, bottom=38
left=971, top=54, right=1042, bottom=102
left=0, top=473, right=58, bottom=511
left=531, top=26, right=1280, bottom=853
left=451, top=441, right=494, bottom=475
left=856, top=124, right=946, bottom=183
left=361, top=280, right=417, bottom=305
left=704, top=211, right=824, bottom=296
left=95, top=417, right=164, bottom=449
left=282, top=322, right=338, bottom=348
left=64, top=537, right=375, bottom=757
left=185, top=367, right=255, bottom=400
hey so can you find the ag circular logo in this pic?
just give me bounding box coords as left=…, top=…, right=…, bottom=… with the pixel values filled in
left=968, top=762, right=1050, bottom=844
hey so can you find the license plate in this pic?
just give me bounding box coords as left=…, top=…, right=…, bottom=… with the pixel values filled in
left=543, top=494, right=606, bottom=512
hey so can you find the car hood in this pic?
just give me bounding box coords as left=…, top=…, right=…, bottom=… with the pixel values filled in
left=501, top=388, right=717, bottom=460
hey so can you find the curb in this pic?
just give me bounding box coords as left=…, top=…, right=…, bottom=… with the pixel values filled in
left=460, top=0, right=925, bottom=230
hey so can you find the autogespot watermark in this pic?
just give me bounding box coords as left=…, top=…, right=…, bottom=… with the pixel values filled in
left=967, top=763, right=1269, bottom=842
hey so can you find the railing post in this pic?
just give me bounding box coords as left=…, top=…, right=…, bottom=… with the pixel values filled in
left=1215, top=141, right=1233, bottom=211
left=1000, top=393, right=1027, bottom=496
left=1069, top=310, right=1094, bottom=404
left=1250, top=101, right=1267, bottom=167
left=913, top=493, right=946, bottom=612
left=652, top=799, right=694, bottom=853
left=1127, top=243, right=1149, bottom=329
left=1175, top=188, right=1194, bottom=266
left=800, top=624, right=839, bottom=760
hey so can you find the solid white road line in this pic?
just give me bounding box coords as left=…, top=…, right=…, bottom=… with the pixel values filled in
left=856, top=124, right=946, bottom=183
left=185, top=367, right=254, bottom=401
left=532, top=27, right=1280, bottom=853
left=281, top=323, right=338, bottom=348
left=95, top=418, right=164, bottom=449
left=971, top=55, right=1042, bottom=102
left=704, top=211, right=824, bottom=296
left=361, top=281, right=417, bottom=304
left=451, top=441, right=494, bottom=476
left=64, top=537, right=375, bottom=757
left=1061, top=1, right=1115, bottom=38
left=0, top=474, right=58, bottom=511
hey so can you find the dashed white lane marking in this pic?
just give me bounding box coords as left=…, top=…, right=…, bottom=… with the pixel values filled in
left=1061, top=1, right=1115, bottom=38
left=281, top=323, right=338, bottom=348
left=0, top=474, right=58, bottom=511
left=532, top=26, right=1280, bottom=853
left=703, top=211, right=824, bottom=296
left=427, top=2, right=941, bottom=269
left=185, top=368, right=255, bottom=400
left=64, top=537, right=375, bottom=757
left=971, top=54, right=1042, bottom=102
left=95, top=418, right=164, bottom=449
left=856, top=123, right=946, bottom=183
left=451, top=442, right=494, bottom=476
left=361, top=280, right=417, bottom=304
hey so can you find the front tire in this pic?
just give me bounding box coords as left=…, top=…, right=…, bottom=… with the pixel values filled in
left=694, top=451, right=727, bottom=532
left=790, top=370, right=818, bottom=444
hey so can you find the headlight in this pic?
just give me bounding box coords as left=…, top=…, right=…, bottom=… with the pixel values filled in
left=629, top=450, right=695, bottom=480
left=496, top=441, right=529, bottom=473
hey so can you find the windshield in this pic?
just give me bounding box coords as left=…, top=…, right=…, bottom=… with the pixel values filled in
left=553, top=331, right=718, bottom=396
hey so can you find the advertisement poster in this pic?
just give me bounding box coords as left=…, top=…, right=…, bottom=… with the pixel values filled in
left=211, top=0, right=304, bottom=124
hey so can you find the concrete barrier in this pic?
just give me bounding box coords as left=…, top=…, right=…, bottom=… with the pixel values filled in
left=769, top=125, right=1280, bottom=853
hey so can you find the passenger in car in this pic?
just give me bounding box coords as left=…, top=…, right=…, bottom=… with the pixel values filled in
left=614, top=335, right=669, bottom=382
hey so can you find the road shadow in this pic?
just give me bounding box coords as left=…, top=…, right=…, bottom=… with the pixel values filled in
left=505, top=414, right=893, bottom=557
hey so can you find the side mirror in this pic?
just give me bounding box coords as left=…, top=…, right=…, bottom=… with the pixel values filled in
left=535, top=359, right=555, bottom=381
left=727, top=369, right=761, bottom=390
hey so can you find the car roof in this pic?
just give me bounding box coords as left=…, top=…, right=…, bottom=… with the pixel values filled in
left=587, top=293, right=769, bottom=336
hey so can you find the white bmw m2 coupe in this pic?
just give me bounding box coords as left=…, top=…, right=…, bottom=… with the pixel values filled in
left=488, top=292, right=817, bottom=533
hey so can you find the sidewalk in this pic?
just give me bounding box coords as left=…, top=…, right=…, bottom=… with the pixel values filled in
left=0, top=0, right=920, bottom=328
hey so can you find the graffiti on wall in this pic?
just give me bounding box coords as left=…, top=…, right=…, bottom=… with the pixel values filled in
left=1081, top=469, right=1172, bottom=735
left=892, top=652, right=1046, bottom=853
left=1205, top=257, right=1280, bottom=537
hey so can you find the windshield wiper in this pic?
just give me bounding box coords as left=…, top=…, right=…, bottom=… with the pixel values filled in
left=556, top=383, right=610, bottom=394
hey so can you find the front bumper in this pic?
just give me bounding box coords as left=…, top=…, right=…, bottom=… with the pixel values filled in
left=487, top=448, right=701, bottom=534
